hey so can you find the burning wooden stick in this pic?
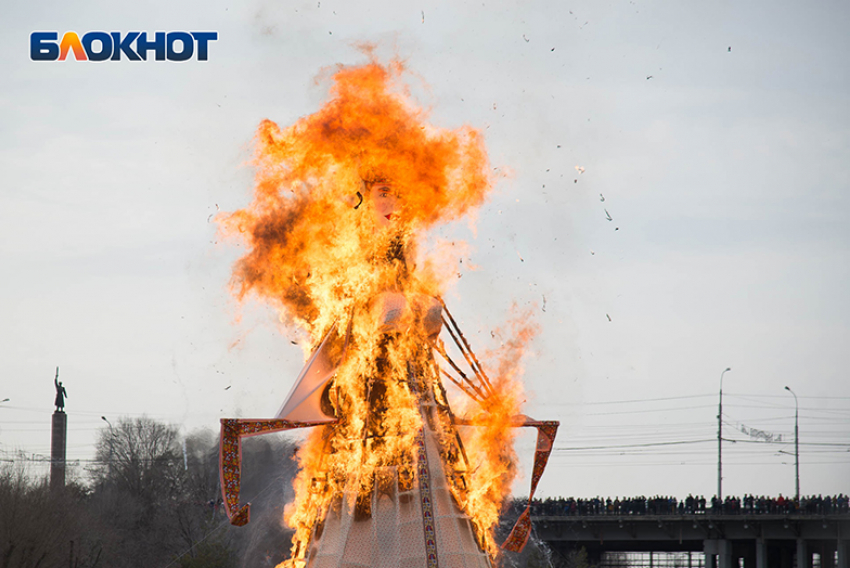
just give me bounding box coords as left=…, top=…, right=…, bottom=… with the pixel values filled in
left=437, top=365, right=484, bottom=404
left=431, top=339, right=490, bottom=402
left=439, top=299, right=496, bottom=396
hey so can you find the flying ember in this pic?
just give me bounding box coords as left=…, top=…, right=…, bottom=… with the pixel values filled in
left=216, top=54, right=558, bottom=568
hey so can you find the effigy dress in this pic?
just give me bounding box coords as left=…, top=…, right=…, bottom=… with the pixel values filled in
left=300, top=292, right=491, bottom=568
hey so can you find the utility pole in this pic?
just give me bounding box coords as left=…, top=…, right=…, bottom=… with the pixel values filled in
left=717, top=367, right=731, bottom=501
left=785, top=386, right=800, bottom=501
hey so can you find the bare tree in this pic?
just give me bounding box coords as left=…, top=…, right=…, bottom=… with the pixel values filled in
left=89, top=416, right=185, bottom=567
left=0, top=464, right=101, bottom=568
left=0, top=416, right=303, bottom=568
left=93, top=416, right=181, bottom=511
left=172, top=429, right=225, bottom=555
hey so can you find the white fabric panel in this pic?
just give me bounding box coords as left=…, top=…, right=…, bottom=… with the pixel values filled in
left=276, top=325, right=339, bottom=423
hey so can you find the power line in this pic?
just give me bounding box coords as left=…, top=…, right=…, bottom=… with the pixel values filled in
left=726, top=393, right=850, bottom=400
left=538, top=394, right=716, bottom=406
left=547, top=460, right=850, bottom=467
left=551, top=437, right=850, bottom=453
left=583, top=405, right=716, bottom=417
left=555, top=439, right=715, bottom=451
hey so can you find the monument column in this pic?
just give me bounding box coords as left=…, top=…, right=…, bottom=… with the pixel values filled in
left=50, top=410, right=66, bottom=490
left=50, top=366, right=68, bottom=491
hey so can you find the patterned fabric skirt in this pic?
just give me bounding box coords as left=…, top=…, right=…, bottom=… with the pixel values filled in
left=303, top=410, right=490, bottom=568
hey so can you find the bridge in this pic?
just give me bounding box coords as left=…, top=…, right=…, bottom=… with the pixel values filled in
left=533, top=513, right=850, bottom=568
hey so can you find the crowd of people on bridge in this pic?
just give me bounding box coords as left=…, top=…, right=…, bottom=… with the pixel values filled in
left=520, top=494, right=850, bottom=517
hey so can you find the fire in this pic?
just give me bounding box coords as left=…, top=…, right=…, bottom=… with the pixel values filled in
left=219, top=53, right=534, bottom=566
left=455, top=308, right=538, bottom=555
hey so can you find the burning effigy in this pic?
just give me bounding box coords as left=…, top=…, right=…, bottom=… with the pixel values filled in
left=217, top=53, right=558, bottom=568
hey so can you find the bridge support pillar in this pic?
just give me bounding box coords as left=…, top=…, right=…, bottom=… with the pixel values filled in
left=705, top=539, right=733, bottom=568
left=797, top=538, right=811, bottom=568
left=704, top=539, right=718, bottom=568
left=822, top=542, right=836, bottom=568
left=838, top=540, right=849, bottom=568
left=781, top=543, right=793, bottom=568
left=756, top=538, right=768, bottom=568
left=719, top=539, right=734, bottom=568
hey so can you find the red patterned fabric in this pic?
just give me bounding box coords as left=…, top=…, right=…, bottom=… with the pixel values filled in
left=415, top=428, right=440, bottom=568
left=501, top=508, right=533, bottom=552
left=501, top=419, right=559, bottom=553
left=219, top=418, right=337, bottom=526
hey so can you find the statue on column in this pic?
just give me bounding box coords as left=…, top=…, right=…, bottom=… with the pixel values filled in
left=54, top=367, right=67, bottom=412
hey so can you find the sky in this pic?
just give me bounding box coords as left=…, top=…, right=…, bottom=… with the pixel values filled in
left=1, top=0, right=849, bottom=503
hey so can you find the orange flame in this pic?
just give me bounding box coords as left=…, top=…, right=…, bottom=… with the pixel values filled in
left=453, top=307, right=538, bottom=555
left=219, top=54, right=534, bottom=566
left=220, top=55, right=490, bottom=339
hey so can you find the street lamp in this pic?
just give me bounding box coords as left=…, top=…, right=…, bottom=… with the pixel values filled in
left=718, top=367, right=731, bottom=501
left=784, top=386, right=800, bottom=501
left=101, top=416, right=114, bottom=475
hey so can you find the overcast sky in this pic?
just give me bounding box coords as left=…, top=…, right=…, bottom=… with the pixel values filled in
left=1, top=0, right=848, bottom=502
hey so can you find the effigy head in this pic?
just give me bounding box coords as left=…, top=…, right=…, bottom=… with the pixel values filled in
left=218, top=55, right=493, bottom=337
left=360, top=177, right=399, bottom=228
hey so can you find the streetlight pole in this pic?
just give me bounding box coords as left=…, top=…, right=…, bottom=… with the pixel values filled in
left=101, top=416, right=114, bottom=477
left=784, top=386, right=800, bottom=501
left=718, top=367, right=731, bottom=501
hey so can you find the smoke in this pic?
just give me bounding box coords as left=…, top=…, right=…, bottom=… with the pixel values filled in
left=504, top=536, right=559, bottom=568
left=221, top=434, right=301, bottom=567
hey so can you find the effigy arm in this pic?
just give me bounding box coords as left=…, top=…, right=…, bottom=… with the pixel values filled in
left=454, top=415, right=559, bottom=553
left=219, top=418, right=337, bottom=526
left=500, top=418, right=559, bottom=552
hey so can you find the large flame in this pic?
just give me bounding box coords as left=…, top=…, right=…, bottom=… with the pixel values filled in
left=455, top=308, right=538, bottom=556
left=219, top=54, right=532, bottom=565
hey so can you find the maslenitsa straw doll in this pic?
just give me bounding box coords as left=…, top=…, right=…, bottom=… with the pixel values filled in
left=280, top=178, right=491, bottom=568
left=216, top=58, right=557, bottom=568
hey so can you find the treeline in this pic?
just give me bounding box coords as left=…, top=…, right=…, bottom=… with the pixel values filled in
left=0, top=416, right=299, bottom=568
